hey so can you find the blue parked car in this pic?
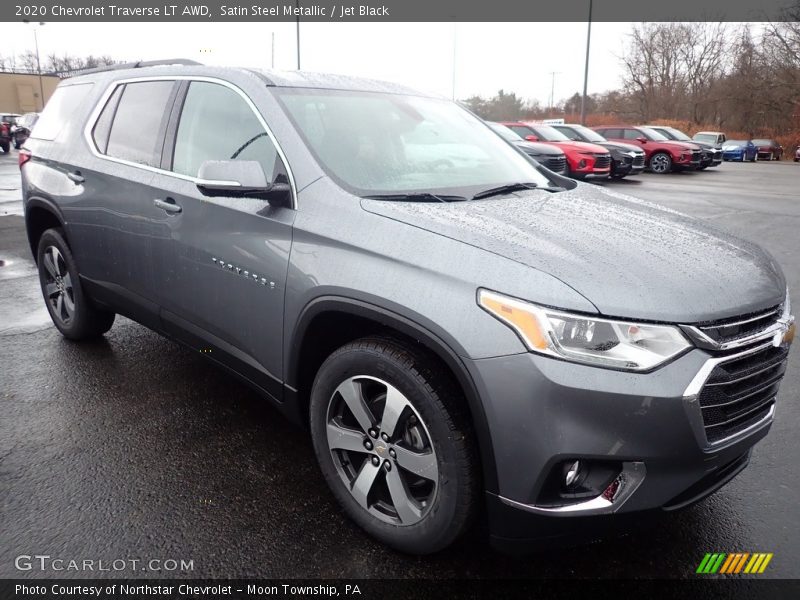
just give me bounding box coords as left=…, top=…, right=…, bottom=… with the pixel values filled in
left=722, top=139, right=758, bottom=162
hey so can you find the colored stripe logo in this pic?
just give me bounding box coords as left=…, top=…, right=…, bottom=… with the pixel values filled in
left=696, top=553, right=773, bottom=574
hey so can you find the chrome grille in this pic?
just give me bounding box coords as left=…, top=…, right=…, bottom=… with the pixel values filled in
left=698, top=345, right=788, bottom=444
left=542, top=155, right=567, bottom=173
left=594, top=154, right=611, bottom=169
left=697, top=306, right=781, bottom=345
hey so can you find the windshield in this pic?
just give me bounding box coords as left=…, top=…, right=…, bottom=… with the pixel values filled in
left=530, top=125, right=571, bottom=142
left=639, top=127, right=669, bottom=141
left=487, top=121, right=522, bottom=142
left=274, top=88, right=553, bottom=197
left=693, top=133, right=717, bottom=143
left=564, top=125, right=606, bottom=143
left=663, top=127, right=691, bottom=141
left=752, top=139, right=772, bottom=146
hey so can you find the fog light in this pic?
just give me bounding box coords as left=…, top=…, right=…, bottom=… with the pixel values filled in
left=564, top=460, right=583, bottom=489
left=578, top=159, right=587, bottom=169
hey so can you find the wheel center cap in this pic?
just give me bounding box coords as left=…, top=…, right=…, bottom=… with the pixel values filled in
left=375, top=444, right=387, bottom=457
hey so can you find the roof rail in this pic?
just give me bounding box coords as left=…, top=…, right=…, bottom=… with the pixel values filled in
left=67, top=59, right=202, bottom=77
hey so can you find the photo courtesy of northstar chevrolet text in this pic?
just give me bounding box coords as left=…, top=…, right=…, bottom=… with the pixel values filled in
left=0, top=0, right=798, bottom=595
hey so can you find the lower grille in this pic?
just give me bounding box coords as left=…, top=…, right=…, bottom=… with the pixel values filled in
left=594, top=154, right=611, bottom=169
left=542, top=155, right=566, bottom=173
left=691, top=150, right=702, bottom=163
left=632, top=154, right=645, bottom=167
left=698, top=345, right=788, bottom=444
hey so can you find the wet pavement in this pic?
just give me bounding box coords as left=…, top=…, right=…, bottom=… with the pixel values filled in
left=1, top=151, right=798, bottom=579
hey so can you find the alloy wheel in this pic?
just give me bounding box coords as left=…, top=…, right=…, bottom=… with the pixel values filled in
left=326, top=375, right=438, bottom=526
left=651, top=153, right=671, bottom=173
left=42, top=246, right=75, bottom=324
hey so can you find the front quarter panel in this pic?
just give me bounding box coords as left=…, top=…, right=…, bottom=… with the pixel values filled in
left=283, top=178, right=599, bottom=362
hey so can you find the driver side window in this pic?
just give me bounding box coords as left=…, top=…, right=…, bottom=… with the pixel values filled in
left=172, top=81, right=286, bottom=182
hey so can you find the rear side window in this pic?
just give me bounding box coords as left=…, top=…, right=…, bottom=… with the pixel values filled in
left=91, top=85, right=123, bottom=154
left=32, top=83, right=93, bottom=141
left=104, top=81, right=175, bottom=168
left=171, top=81, right=285, bottom=182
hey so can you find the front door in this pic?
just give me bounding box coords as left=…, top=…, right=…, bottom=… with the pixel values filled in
left=150, top=80, right=295, bottom=401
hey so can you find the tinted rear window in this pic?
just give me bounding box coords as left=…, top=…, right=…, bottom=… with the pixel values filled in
left=31, top=83, right=93, bottom=141
left=105, top=81, right=175, bottom=167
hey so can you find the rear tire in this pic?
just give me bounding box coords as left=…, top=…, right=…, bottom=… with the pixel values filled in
left=37, top=228, right=115, bottom=340
left=0, top=141, right=9, bottom=153
left=309, top=337, right=478, bottom=554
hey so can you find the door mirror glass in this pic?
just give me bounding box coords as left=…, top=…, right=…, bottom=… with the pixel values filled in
left=196, top=160, right=290, bottom=206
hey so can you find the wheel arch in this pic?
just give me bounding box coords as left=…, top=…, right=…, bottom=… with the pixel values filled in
left=24, top=197, right=67, bottom=263
left=286, top=295, right=499, bottom=493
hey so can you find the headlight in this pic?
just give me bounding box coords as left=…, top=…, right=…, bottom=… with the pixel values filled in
left=478, top=289, right=692, bottom=371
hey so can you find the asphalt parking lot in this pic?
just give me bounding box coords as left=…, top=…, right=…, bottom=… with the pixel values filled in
left=1, top=152, right=798, bottom=579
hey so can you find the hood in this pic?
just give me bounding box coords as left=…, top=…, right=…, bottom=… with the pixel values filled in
left=687, top=140, right=716, bottom=150
left=598, top=141, right=644, bottom=154
left=361, top=186, right=785, bottom=323
left=547, top=140, right=609, bottom=154
left=513, top=140, right=564, bottom=156
left=660, top=140, right=701, bottom=151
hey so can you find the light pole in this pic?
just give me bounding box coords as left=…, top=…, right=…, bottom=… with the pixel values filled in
left=548, top=71, right=561, bottom=114
left=579, top=0, right=593, bottom=125
left=23, top=20, right=46, bottom=111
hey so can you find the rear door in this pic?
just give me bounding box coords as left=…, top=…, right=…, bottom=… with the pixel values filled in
left=148, top=79, right=295, bottom=401
left=75, top=79, right=180, bottom=327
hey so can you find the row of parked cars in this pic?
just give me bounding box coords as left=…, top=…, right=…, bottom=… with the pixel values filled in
left=489, top=121, right=791, bottom=179
left=0, top=112, right=40, bottom=153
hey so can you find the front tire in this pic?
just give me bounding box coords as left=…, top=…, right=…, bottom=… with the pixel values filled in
left=309, top=337, right=477, bottom=554
left=649, top=152, right=672, bottom=174
left=37, top=228, right=115, bottom=340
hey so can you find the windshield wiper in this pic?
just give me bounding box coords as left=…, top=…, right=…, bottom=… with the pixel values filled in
left=363, top=192, right=467, bottom=203
left=471, top=182, right=540, bottom=200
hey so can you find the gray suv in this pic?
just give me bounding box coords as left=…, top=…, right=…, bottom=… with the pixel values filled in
left=21, top=62, right=795, bottom=554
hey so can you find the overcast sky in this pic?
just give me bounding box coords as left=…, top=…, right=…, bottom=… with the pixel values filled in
left=5, top=21, right=634, bottom=103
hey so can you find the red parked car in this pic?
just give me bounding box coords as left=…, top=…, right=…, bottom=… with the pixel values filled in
left=592, top=125, right=703, bottom=174
left=752, top=139, right=783, bottom=161
left=498, top=122, right=611, bottom=179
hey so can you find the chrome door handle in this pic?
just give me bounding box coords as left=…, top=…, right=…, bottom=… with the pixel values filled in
left=66, top=171, right=84, bottom=184
left=153, top=198, right=182, bottom=214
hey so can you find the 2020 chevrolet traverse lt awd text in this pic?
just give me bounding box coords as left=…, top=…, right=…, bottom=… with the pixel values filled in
left=21, top=62, right=795, bottom=554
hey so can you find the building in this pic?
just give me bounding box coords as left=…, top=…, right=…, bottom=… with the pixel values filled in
left=0, top=72, right=61, bottom=114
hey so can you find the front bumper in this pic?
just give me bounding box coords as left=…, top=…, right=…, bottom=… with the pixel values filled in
left=723, top=150, right=745, bottom=161
left=466, top=345, right=781, bottom=546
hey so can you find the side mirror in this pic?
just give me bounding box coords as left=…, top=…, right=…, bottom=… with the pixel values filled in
left=525, top=134, right=539, bottom=142
left=636, top=136, right=648, bottom=143
left=196, top=160, right=291, bottom=207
